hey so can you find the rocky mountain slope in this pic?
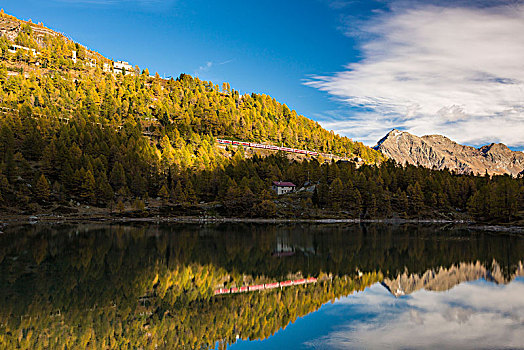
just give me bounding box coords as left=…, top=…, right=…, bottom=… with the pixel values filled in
left=382, top=261, right=524, bottom=297
left=374, top=129, right=524, bottom=176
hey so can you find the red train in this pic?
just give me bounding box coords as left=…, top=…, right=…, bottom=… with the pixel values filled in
left=214, top=277, right=318, bottom=295
left=217, top=139, right=319, bottom=156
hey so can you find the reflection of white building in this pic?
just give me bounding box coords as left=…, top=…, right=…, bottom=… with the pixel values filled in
left=276, top=242, right=294, bottom=253
left=273, top=231, right=315, bottom=257
left=273, top=234, right=295, bottom=257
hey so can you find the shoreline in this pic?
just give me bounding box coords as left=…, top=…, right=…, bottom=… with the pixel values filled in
left=1, top=214, right=523, bottom=233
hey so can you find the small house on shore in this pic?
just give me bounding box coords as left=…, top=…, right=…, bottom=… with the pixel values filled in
left=272, top=181, right=296, bottom=195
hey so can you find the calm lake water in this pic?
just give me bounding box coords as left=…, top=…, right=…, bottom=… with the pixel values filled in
left=0, top=223, right=522, bottom=349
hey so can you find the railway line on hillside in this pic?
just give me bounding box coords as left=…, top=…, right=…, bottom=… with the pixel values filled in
left=0, top=106, right=360, bottom=163
left=217, top=138, right=358, bottom=162
left=214, top=277, right=318, bottom=296
left=217, top=138, right=319, bottom=156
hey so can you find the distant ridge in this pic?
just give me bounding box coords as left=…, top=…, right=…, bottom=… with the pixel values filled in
left=374, top=129, right=524, bottom=176
left=382, top=261, right=524, bottom=297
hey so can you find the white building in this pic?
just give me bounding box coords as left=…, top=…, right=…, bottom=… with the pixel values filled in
left=114, top=61, right=133, bottom=70
left=72, top=50, right=77, bottom=64
left=8, top=45, right=37, bottom=57
left=102, top=62, right=111, bottom=73
left=272, top=181, right=296, bottom=195
left=114, top=60, right=133, bottom=75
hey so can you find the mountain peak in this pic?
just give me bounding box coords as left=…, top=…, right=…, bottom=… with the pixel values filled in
left=388, top=128, right=402, bottom=135
left=480, top=142, right=511, bottom=154
left=374, top=131, right=524, bottom=176
left=373, top=129, right=404, bottom=150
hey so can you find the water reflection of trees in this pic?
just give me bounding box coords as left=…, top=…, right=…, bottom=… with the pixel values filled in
left=0, top=223, right=522, bottom=349
left=163, top=223, right=523, bottom=279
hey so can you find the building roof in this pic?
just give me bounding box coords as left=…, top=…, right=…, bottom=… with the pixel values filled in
left=273, top=181, right=296, bottom=187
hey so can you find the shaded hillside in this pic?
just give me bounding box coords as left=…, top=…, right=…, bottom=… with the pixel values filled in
left=374, top=129, right=524, bottom=176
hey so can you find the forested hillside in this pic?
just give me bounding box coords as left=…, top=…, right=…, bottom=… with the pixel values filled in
left=0, top=11, right=388, bottom=215
left=204, top=155, right=524, bottom=222
left=0, top=11, right=381, bottom=159
left=0, top=11, right=523, bottom=223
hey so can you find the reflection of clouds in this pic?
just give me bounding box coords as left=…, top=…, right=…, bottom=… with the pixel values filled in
left=310, top=280, right=524, bottom=349
left=409, top=309, right=424, bottom=325
left=442, top=307, right=473, bottom=324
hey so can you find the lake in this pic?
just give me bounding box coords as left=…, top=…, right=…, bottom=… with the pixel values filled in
left=0, top=223, right=522, bottom=349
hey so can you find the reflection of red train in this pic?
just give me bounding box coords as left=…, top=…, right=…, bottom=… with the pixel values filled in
left=217, top=139, right=319, bottom=156
left=214, top=277, right=318, bottom=295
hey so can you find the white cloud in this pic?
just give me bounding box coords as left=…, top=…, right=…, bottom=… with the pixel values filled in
left=198, top=61, right=213, bottom=73
left=307, top=3, right=524, bottom=148
left=309, top=280, right=524, bottom=349
left=194, top=59, right=234, bottom=77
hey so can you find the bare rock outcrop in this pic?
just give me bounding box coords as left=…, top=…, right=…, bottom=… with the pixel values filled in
left=0, top=17, right=21, bottom=41
left=374, top=129, right=524, bottom=176
left=382, top=261, right=522, bottom=297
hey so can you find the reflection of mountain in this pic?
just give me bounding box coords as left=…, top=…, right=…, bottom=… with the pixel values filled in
left=382, top=261, right=524, bottom=297
left=0, top=223, right=523, bottom=349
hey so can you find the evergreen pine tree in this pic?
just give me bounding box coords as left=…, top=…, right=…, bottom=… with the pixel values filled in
left=34, top=174, right=50, bottom=202
left=158, top=184, right=170, bottom=200
left=80, top=170, right=96, bottom=203
left=173, top=181, right=187, bottom=203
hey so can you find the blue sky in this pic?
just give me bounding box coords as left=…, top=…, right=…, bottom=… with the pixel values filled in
left=3, top=0, right=523, bottom=148
left=2, top=0, right=363, bottom=124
